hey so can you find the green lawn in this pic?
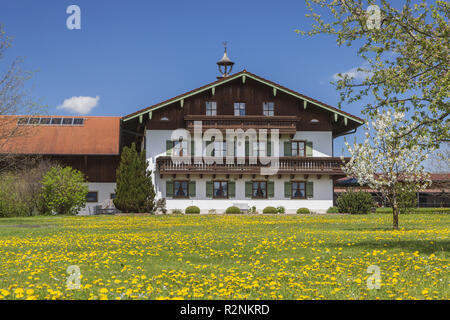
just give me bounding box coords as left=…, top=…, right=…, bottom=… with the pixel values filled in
left=0, top=214, right=448, bottom=300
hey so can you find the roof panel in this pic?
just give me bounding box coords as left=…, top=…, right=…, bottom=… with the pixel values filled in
left=0, top=116, right=121, bottom=155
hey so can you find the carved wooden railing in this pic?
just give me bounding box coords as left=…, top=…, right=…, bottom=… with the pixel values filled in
left=156, top=156, right=349, bottom=175
left=184, top=115, right=298, bottom=134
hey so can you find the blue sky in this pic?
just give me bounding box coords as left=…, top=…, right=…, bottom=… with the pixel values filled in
left=1, top=0, right=371, bottom=156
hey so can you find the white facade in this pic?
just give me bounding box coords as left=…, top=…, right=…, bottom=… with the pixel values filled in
left=146, top=129, right=335, bottom=213
left=78, top=182, right=117, bottom=215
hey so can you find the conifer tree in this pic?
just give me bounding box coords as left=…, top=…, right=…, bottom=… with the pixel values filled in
left=113, top=143, right=155, bottom=213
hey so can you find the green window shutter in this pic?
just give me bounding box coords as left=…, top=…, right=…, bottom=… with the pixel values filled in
left=267, top=141, right=272, bottom=156
left=284, top=141, right=292, bottom=156
left=267, top=181, right=274, bottom=198
left=166, top=140, right=174, bottom=156
left=284, top=181, right=292, bottom=198
left=206, top=181, right=213, bottom=198
left=245, top=181, right=252, bottom=198
left=306, top=181, right=314, bottom=198
left=306, top=141, right=313, bottom=156
left=190, top=140, right=195, bottom=156
left=189, top=181, right=196, bottom=197
left=228, top=181, right=235, bottom=198
left=166, top=180, right=173, bottom=197
left=245, top=140, right=249, bottom=157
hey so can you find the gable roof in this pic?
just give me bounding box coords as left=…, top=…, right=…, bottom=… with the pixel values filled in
left=0, top=116, right=121, bottom=155
left=123, top=70, right=364, bottom=125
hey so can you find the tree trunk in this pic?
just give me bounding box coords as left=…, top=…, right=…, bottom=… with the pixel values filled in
left=392, top=202, right=399, bottom=230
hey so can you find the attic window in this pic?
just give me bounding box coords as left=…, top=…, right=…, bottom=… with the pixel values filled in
left=160, top=117, right=169, bottom=121
left=310, top=119, right=320, bottom=124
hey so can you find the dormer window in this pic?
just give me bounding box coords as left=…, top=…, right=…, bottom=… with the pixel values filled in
left=160, top=117, right=169, bottom=121
left=310, top=118, right=320, bottom=124
left=206, top=101, right=217, bottom=116
left=234, top=102, right=246, bottom=116
left=263, top=102, right=274, bottom=116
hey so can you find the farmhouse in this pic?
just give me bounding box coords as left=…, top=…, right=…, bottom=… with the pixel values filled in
left=0, top=50, right=368, bottom=213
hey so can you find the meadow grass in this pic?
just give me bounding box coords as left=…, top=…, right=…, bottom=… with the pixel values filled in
left=0, top=213, right=448, bottom=300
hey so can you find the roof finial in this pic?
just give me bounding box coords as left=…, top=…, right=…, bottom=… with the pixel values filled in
left=217, top=41, right=234, bottom=79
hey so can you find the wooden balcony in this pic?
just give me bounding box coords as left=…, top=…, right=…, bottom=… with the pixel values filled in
left=184, top=115, right=298, bottom=135
left=156, top=156, right=348, bottom=176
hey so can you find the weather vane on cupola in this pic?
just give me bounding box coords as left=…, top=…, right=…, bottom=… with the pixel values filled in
left=217, top=41, right=235, bottom=79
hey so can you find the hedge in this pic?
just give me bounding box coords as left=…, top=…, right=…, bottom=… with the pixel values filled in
left=375, top=207, right=450, bottom=214
left=263, top=206, right=278, bottom=214
left=225, top=206, right=242, bottom=214
left=297, top=208, right=310, bottom=214
left=185, top=206, right=200, bottom=214
left=326, top=206, right=339, bottom=213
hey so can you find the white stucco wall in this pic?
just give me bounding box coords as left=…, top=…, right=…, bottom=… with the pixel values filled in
left=78, top=182, right=116, bottom=215
left=145, top=129, right=334, bottom=213
left=157, top=175, right=333, bottom=213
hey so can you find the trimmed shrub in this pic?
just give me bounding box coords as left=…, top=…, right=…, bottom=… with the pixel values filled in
left=276, top=206, right=286, bottom=214
left=263, top=206, right=278, bottom=214
left=297, top=208, right=310, bottom=214
left=41, top=166, right=88, bottom=215
left=185, top=206, right=200, bottom=214
left=225, top=206, right=242, bottom=214
left=327, top=206, right=339, bottom=213
left=336, top=191, right=373, bottom=214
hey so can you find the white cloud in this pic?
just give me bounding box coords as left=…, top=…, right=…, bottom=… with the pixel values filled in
left=332, top=66, right=372, bottom=81
left=57, top=96, right=100, bottom=115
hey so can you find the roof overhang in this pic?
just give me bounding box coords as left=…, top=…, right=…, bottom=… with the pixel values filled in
left=122, top=70, right=365, bottom=126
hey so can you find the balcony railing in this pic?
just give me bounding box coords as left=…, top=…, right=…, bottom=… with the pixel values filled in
left=156, top=156, right=348, bottom=175
left=184, top=115, right=298, bottom=134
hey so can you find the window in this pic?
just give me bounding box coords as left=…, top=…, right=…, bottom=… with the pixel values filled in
left=73, top=118, right=84, bottom=125
left=213, top=141, right=227, bottom=157
left=234, top=102, right=246, bottom=116
left=206, top=101, right=217, bottom=116
left=292, top=141, right=305, bottom=157
left=173, top=181, right=188, bottom=198
left=292, top=182, right=306, bottom=199
left=110, top=193, right=116, bottom=199
left=252, top=181, right=267, bottom=198
left=51, top=118, right=62, bottom=125
left=39, top=118, right=51, bottom=125
left=263, top=102, right=274, bottom=116
left=213, top=181, right=228, bottom=198
left=173, top=139, right=188, bottom=156
left=310, top=118, right=320, bottom=124
left=62, top=118, right=73, bottom=125
left=86, top=192, right=98, bottom=203
left=160, top=117, right=169, bottom=121
left=252, top=141, right=266, bottom=157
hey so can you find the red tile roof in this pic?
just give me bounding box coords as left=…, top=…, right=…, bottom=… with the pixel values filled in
left=0, top=116, right=121, bottom=155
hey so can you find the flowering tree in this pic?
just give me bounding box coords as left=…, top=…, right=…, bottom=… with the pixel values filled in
left=296, top=0, right=449, bottom=148
left=342, top=111, right=432, bottom=229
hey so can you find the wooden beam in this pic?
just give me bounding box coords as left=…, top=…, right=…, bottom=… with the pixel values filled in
left=344, top=117, right=348, bottom=126
left=139, top=114, right=143, bottom=124
left=212, top=87, right=215, bottom=96
left=149, top=111, right=152, bottom=120
left=242, top=75, right=246, bottom=84
left=303, top=100, right=307, bottom=109
left=334, top=113, right=338, bottom=122
left=273, top=87, right=277, bottom=96
left=180, top=99, right=184, bottom=108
